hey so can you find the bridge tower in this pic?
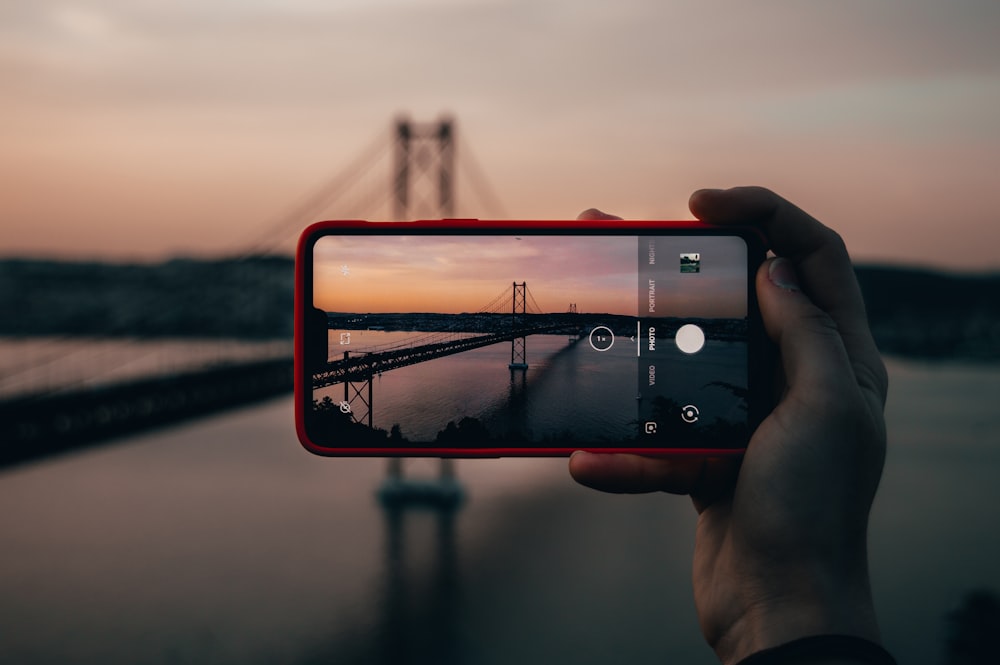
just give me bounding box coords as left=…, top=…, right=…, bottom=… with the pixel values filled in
left=342, top=117, right=458, bottom=429
left=392, top=116, right=455, bottom=220
left=340, top=350, right=373, bottom=428
left=509, top=282, right=529, bottom=370
left=381, top=115, right=463, bottom=509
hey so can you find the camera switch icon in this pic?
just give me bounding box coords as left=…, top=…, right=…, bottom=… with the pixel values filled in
left=680, top=405, right=699, bottom=424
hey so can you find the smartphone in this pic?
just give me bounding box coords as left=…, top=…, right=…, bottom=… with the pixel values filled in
left=295, top=219, right=771, bottom=457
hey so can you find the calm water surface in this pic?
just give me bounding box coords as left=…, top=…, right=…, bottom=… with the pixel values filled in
left=0, top=354, right=998, bottom=664
left=318, top=330, right=746, bottom=444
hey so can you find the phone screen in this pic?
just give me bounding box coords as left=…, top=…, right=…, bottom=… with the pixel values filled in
left=302, top=228, right=766, bottom=453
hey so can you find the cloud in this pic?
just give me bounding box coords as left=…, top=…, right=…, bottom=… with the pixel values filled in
left=1, top=0, right=998, bottom=265
left=6, top=0, right=996, bottom=107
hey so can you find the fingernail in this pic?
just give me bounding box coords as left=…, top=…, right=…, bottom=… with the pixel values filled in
left=768, top=257, right=800, bottom=291
left=690, top=188, right=722, bottom=203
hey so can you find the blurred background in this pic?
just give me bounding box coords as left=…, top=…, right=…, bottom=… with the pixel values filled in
left=1, top=1, right=999, bottom=663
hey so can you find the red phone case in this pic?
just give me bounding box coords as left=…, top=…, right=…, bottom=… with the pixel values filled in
left=295, top=219, right=769, bottom=457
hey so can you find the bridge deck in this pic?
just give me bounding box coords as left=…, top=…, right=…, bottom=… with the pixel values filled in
left=312, top=325, right=578, bottom=388
left=0, top=357, right=293, bottom=468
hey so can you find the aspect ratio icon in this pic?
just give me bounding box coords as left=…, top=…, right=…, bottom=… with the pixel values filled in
left=588, top=326, right=615, bottom=351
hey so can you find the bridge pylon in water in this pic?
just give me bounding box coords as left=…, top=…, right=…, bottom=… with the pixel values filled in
left=509, top=281, right=529, bottom=371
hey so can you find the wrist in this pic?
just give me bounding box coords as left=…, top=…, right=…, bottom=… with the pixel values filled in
left=711, top=566, right=881, bottom=665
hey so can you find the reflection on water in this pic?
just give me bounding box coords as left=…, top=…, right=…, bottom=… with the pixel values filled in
left=317, top=332, right=641, bottom=443
left=316, top=331, right=747, bottom=446
left=378, top=500, right=461, bottom=665
left=0, top=357, right=999, bottom=664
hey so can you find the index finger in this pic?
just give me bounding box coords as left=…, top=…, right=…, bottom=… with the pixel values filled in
left=690, top=187, right=887, bottom=405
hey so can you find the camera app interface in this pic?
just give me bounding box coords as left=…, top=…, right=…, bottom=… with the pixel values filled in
left=308, top=233, right=749, bottom=449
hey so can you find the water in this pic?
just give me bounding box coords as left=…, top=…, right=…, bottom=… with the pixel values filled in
left=1, top=351, right=999, bottom=664
left=318, top=330, right=747, bottom=446
left=318, top=332, right=641, bottom=443
left=0, top=336, right=292, bottom=398
left=871, top=359, right=1000, bottom=665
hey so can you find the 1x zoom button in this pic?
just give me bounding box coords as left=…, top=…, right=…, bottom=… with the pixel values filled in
left=588, top=326, right=614, bottom=351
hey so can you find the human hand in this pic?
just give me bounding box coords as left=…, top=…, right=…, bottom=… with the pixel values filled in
left=571, top=188, right=889, bottom=664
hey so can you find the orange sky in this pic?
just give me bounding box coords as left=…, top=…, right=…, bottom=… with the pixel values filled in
left=312, top=233, right=748, bottom=318
left=314, top=234, right=638, bottom=316
left=1, top=2, right=999, bottom=269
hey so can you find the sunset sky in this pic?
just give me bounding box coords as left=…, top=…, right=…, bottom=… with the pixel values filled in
left=313, top=233, right=746, bottom=317
left=1, top=1, right=998, bottom=269
left=314, top=234, right=639, bottom=315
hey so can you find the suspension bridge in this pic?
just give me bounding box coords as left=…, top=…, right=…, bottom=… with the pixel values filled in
left=316, top=281, right=560, bottom=385
left=310, top=281, right=586, bottom=429
left=0, top=115, right=511, bottom=467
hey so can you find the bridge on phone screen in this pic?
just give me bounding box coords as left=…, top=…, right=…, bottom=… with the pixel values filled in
left=312, top=281, right=589, bottom=424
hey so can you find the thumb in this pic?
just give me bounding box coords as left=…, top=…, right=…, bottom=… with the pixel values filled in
left=757, top=257, right=856, bottom=400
